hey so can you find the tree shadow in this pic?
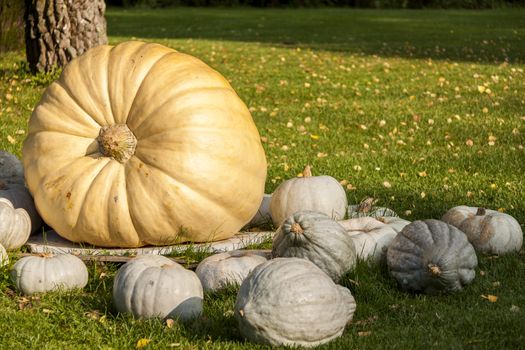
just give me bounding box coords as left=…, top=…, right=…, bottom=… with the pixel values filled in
left=106, top=7, right=525, bottom=63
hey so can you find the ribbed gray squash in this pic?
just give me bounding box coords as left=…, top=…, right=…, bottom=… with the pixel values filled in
left=235, top=257, right=356, bottom=348
left=387, top=219, right=478, bottom=294
left=113, top=255, right=203, bottom=320
left=347, top=197, right=398, bottom=219
left=195, top=250, right=267, bottom=292
left=11, top=253, right=88, bottom=295
left=272, top=210, right=357, bottom=282
left=442, top=206, right=523, bottom=255
left=338, top=217, right=397, bottom=264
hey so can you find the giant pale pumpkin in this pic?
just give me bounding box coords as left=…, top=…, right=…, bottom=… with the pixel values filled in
left=22, top=41, right=267, bottom=248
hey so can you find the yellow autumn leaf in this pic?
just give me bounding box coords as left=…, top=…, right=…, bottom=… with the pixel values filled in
left=136, top=338, right=151, bottom=349
left=310, top=134, right=319, bottom=140
left=481, top=294, right=498, bottom=302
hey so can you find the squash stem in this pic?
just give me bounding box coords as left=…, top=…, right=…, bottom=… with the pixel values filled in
left=427, top=263, right=442, bottom=277
left=97, top=124, right=137, bottom=163
left=290, top=223, right=304, bottom=235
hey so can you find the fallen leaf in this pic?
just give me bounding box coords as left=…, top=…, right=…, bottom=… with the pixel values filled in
left=7, top=135, right=15, bottom=144
left=136, top=338, right=151, bottom=349
left=358, top=331, right=372, bottom=337
left=166, top=318, right=175, bottom=328
left=481, top=294, right=498, bottom=302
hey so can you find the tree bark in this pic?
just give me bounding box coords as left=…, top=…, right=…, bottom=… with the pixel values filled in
left=24, top=0, right=108, bottom=73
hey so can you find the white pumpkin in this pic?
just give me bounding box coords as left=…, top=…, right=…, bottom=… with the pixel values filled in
left=0, top=150, right=24, bottom=185
left=377, top=216, right=411, bottom=234
left=0, top=181, right=43, bottom=234
left=0, top=198, right=31, bottom=250
left=270, top=165, right=348, bottom=227
left=442, top=206, right=523, bottom=255
left=10, top=253, right=88, bottom=295
left=339, top=217, right=397, bottom=263
left=235, top=257, right=356, bottom=347
left=195, top=250, right=267, bottom=292
left=113, top=255, right=203, bottom=320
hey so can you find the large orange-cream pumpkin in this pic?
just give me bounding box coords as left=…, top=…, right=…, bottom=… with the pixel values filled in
left=22, top=41, right=267, bottom=248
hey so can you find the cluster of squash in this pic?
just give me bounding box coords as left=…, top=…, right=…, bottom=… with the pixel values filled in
left=1, top=41, right=524, bottom=348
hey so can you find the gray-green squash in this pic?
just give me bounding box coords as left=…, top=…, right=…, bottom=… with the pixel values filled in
left=113, top=255, right=203, bottom=320
left=195, top=250, right=267, bottom=292
left=272, top=210, right=356, bottom=282
left=442, top=206, right=523, bottom=255
left=235, top=257, right=356, bottom=348
left=11, top=253, right=88, bottom=295
left=338, top=217, right=397, bottom=263
left=347, top=197, right=398, bottom=219
left=387, top=219, right=478, bottom=294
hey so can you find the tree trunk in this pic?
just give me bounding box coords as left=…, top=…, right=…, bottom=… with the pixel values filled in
left=24, top=0, right=108, bottom=73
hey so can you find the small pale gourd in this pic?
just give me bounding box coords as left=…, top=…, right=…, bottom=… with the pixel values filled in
left=235, top=257, right=356, bottom=348
left=0, top=181, right=43, bottom=234
left=10, top=253, right=88, bottom=295
left=269, top=165, right=348, bottom=227
left=272, top=211, right=356, bottom=282
left=0, top=150, right=24, bottom=185
left=113, top=255, right=203, bottom=320
left=338, top=217, right=397, bottom=263
left=347, top=197, right=398, bottom=219
left=387, top=219, right=478, bottom=294
left=442, top=206, right=523, bottom=255
left=195, top=250, right=267, bottom=292
left=0, top=198, right=31, bottom=250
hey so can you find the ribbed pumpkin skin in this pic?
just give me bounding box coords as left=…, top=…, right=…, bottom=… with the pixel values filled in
left=387, top=219, right=478, bottom=294
left=196, top=250, right=267, bottom=292
left=22, top=41, right=267, bottom=248
left=442, top=206, right=523, bottom=255
left=272, top=211, right=356, bottom=282
left=0, top=198, right=31, bottom=250
left=270, top=175, right=347, bottom=227
left=339, top=217, right=397, bottom=263
left=113, top=255, right=203, bottom=320
left=235, top=258, right=356, bottom=348
left=10, top=254, right=88, bottom=295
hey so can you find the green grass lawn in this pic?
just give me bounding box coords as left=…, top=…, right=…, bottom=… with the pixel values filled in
left=1, top=7, right=524, bottom=349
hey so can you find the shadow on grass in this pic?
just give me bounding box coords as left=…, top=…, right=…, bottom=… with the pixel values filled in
left=106, top=7, right=525, bottom=63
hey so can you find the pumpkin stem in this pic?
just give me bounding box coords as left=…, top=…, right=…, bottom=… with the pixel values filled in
left=39, top=252, right=55, bottom=258
left=97, top=124, right=137, bottom=163
left=476, top=207, right=486, bottom=216
left=427, top=263, right=441, bottom=277
left=302, top=165, right=312, bottom=177
left=290, top=223, right=304, bottom=235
